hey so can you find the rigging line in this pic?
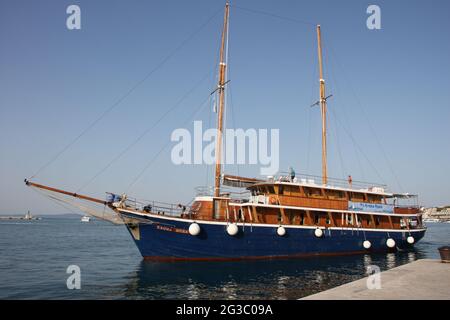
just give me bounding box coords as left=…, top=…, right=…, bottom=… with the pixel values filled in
left=30, top=187, right=78, bottom=215
left=206, top=87, right=214, bottom=187
left=28, top=7, right=223, bottom=181
left=76, top=69, right=213, bottom=193
left=231, top=4, right=316, bottom=26
left=306, top=53, right=317, bottom=174
left=329, top=109, right=347, bottom=180
left=126, top=94, right=212, bottom=193
left=206, top=32, right=222, bottom=187
left=305, top=108, right=312, bottom=173
left=327, top=42, right=403, bottom=192
left=324, top=50, right=346, bottom=180
left=205, top=98, right=212, bottom=187
left=228, top=85, right=240, bottom=177
left=329, top=106, right=385, bottom=185
left=353, top=136, right=366, bottom=182
left=205, top=90, right=212, bottom=187
left=324, top=43, right=366, bottom=181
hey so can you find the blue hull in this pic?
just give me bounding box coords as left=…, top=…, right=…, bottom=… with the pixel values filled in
left=121, top=211, right=426, bottom=261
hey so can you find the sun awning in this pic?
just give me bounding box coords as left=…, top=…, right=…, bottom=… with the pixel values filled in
left=222, top=174, right=264, bottom=188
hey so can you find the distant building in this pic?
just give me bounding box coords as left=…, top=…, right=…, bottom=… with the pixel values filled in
left=422, top=206, right=450, bottom=221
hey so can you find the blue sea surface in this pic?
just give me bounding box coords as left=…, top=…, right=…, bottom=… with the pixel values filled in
left=0, top=215, right=448, bottom=299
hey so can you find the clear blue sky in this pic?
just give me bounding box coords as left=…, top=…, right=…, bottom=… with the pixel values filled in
left=1, top=0, right=449, bottom=214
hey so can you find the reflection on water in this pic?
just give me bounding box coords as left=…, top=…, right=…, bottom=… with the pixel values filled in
left=386, top=253, right=397, bottom=269
left=408, top=251, right=417, bottom=264
left=363, top=254, right=372, bottom=268
left=121, top=250, right=426, bottom=299
left=0, top=216, right=447, bottom=299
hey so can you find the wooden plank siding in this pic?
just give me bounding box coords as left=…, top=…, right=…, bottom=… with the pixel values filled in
left=277, top=195, right=348, bottom=211
left=394, top=207, right=420, bottom=214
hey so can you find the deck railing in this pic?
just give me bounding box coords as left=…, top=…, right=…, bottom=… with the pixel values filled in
left=108, top=194, right=191, bottom=217
left=274, top=172, right=388, bottom=192
left=195, top=186, right=251, bottom=202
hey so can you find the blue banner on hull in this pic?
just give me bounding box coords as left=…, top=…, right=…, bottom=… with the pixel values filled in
left=348, top=201, right=394, bottom=213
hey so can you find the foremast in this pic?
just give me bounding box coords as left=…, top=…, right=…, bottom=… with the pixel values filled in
left=214, top=2, right=230, bottom=197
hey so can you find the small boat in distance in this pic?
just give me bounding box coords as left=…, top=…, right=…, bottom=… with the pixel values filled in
left=25, top=2, right=426, bottom=261
left=81, top=215, right=91, bottom=223
left=24, top=210, right=41, bottom=220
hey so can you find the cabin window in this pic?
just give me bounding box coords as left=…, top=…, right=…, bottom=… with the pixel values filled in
left=278, top=211, right=282, bottom=223
left=350, top=193, right=364, bottom=202
left=375, top=217, right=380, bottom=226
left=238, top=209, right=244, bottom=220
left=268, top=186, right=275, bottom=194
left=367, top=218, right=371, bottom=226
left=326, top=216, right=331, bottom=225
left=357, top=215, right=362, bottom=226
left=314, top=214, right=319, bottom=224
left=278, top=185, right=284, bottom=195
left=400, top=219, right=406, bottom=228
left=346, top=213, right=353, bottom=225
left=300, top=213, right=304, bottom=225
left=213, top=200, right=220, bottom=220
left=311, top=189, right=322, bottom=198
left=284, top=186, right=291, bottom=196
left=328, top=191, right=343, bottom=199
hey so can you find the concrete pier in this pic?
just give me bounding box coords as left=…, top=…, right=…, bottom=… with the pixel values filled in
left=302, top=259, right=450, bottom=300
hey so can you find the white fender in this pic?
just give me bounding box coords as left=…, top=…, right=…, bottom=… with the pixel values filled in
left=363, top=240, right=372, bottom=249
left=314, top=228, right=323, bottom=238
left=226, top=223, right=238, bottom=236
left=407, top=236, right=415, bottom=244
left=277, top=226, right=286, bottom=236
left=188, top=223, right=201, bottom=236
left=386, top=238, right=396, bottom=248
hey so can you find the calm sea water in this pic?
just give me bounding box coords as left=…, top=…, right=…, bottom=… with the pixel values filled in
left=0, top=215, right=448, bottom=299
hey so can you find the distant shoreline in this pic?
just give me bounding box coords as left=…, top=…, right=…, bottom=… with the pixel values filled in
left=0, top=216, right=41, bottom=220
left=0, top=213, right=76, bottom=217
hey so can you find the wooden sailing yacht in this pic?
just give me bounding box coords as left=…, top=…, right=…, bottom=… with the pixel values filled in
left=25, top=2, right=426, bottom=261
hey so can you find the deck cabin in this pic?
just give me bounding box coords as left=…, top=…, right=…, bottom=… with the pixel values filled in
left=185, top=174, right=422, bottom=231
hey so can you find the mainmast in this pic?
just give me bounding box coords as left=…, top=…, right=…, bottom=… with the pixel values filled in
left=214, top=2, right=230, bottom=197
left=316, top=25, right=328, bottom=185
